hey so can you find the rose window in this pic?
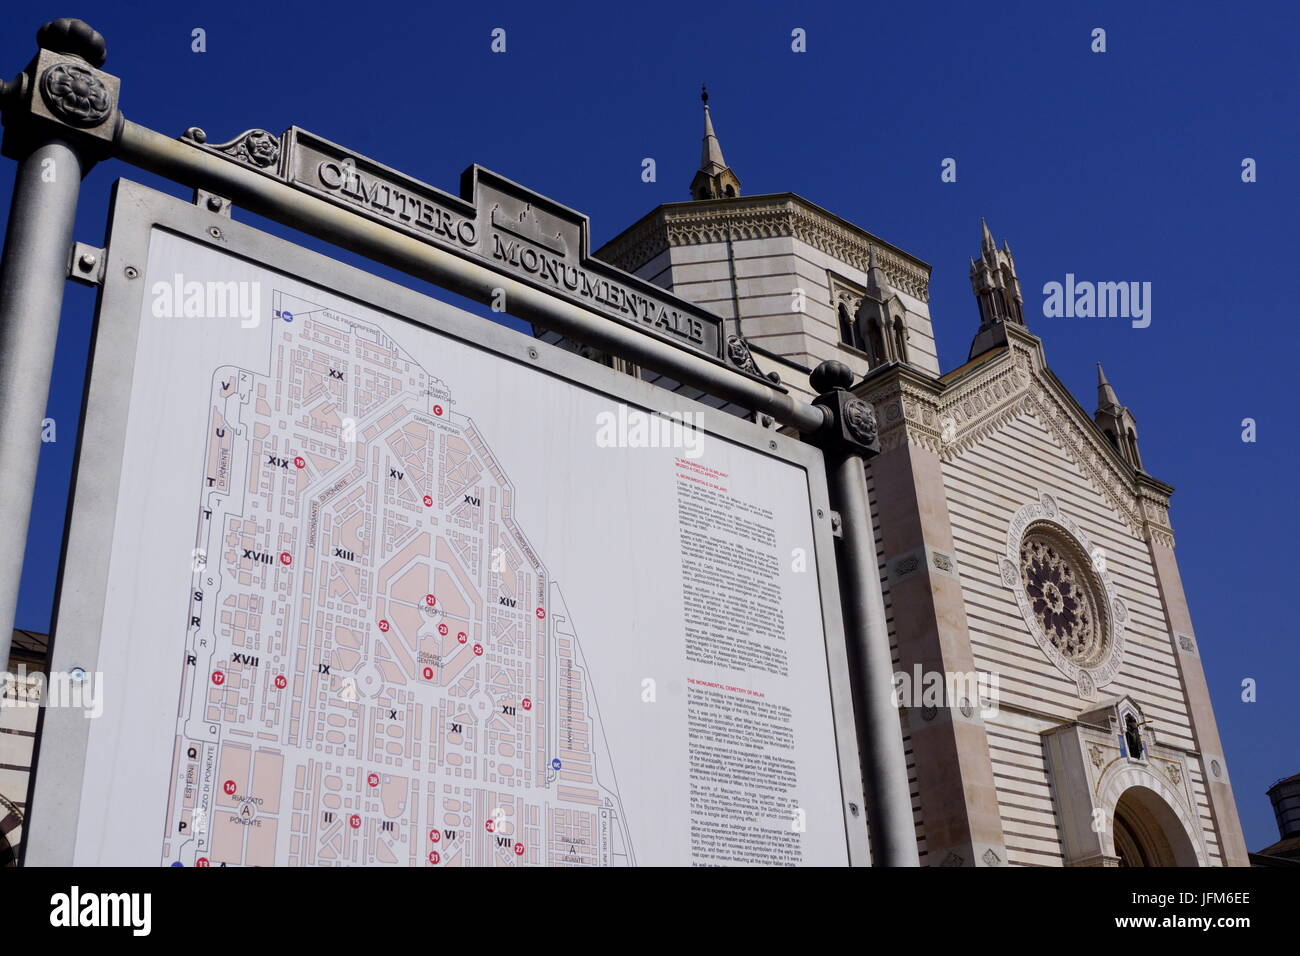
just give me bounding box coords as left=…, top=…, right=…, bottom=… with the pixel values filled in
left=1019, top=531, right=1104, bottom=665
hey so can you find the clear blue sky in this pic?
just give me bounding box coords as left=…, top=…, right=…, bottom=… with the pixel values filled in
left=1, top=0, right=1295, bottom=852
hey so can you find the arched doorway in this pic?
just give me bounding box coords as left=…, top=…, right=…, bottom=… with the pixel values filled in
left=1112, top=786, right=1201, bottom=867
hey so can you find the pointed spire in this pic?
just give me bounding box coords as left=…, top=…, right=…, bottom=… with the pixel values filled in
left=981, top=217, right=995, bottom=252
left=1097, top=363, right=1121, bottom=410
left=700, top=86, right=727, bottom=171
left=689, top=87, right=742, bottom=201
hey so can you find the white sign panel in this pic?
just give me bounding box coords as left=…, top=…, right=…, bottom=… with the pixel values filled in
left=34, top=184, right=862, bottom=866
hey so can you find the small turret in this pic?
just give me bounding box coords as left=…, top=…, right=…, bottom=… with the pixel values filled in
left=1094, top=363, right=1143, bottom=470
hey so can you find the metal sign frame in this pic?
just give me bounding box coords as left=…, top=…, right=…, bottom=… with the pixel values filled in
left=23, top=178, right=870, bottom=867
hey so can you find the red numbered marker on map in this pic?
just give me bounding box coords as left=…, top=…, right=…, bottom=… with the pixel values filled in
left=196, top=858, right=210, bottom=868
left=535, top=607, right=546, bottom=620
left=514, top=842, right=525, bottom=857
left=378, top=619, right=390, bottom=632
left=473, top=644, right=483, bottom=657
left=211, top=670, right=225, bottom=686
left=457, top=632, right=467, bottom=644
left=522, top=698, right=532, bottom=711
left=274, top=675, right=287, bottom=689
left=485, top=819, right=495, bottom=833
left=429, top=829, right=441, bottom=843
left=433, top=404, right=443, bottom=416
left=428, top=850, right=441, bottom=865
left=367, top=773, right=380, bottom=788
left=423, top=495, right=433, bottom=507
left=279, top=552, right=293, bottom=566
left=349, top=814, right=361, bottom=829
left=423, top=667, right=434, bottom=680
left=294, top=456, right=305, bottom=469
left=437, top=623, right=448, bottom=636
left=223, top=779, right=237, bottom=795
left=425, top=594, right=436, bottom=607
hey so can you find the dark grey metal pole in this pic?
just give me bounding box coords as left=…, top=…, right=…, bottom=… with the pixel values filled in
left=0, top=137, right=84, bottom=673
left=810, top=361, right=919, bottom=866
left=826, top=451, right=919, bottom=866
left=0, top=20, right=117, bottom=673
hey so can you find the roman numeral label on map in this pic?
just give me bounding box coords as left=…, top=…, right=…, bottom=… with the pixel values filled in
left=389, top=468, right=403, bottom=480
left=463, top=494, right=480, bottom=506
left=267, top=455, right=289, bottom=468
left=232, top=653, right=259, bottom=666
left=329, top=368, right=344, bottom=380
left=334, top=547, right=355, bottom=561
left=499, top=597, right=516, bottom=607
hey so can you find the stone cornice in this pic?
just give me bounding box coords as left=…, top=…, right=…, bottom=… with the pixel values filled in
left=854, top=328, right=1177, bottom=546
left=595, top=194, right=931, bottom=303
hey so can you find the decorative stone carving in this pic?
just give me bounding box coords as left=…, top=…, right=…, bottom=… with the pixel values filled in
left=1020, top=531, right=1103, bottom=664
left=594, top=197, right=932, bottom=302
left=39, top=62, right=112, bottom=127
left=1002, top=493, right=1126, bottom=699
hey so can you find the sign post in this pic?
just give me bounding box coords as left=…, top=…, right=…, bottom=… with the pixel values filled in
left=0, top=20, right=114, bottom=672
left=0, top=18, right=918, bottom=866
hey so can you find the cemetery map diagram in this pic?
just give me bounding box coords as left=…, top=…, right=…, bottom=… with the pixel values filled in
left=161, top=290, right=634, bottom=867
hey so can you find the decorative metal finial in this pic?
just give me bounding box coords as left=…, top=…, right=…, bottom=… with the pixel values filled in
left=809, top=360, right=854, bottom=394
left=37, top=18, right=107, bottom=67
left=701, top=84, right=708, bottom=105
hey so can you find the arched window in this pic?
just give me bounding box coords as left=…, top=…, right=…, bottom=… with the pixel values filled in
left=723, top=184, right=736, bottom=198
left=1124, top=714, right=1144, bottom=759
left=865, top=316, right=887, bottom=368
left=838, top=303, right=862, bottom=351
left=1126, top=428, right=1142, bottom=469
left=892, top=316, right=908, bottom=364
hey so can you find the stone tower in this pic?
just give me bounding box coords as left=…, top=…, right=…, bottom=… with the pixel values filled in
left=596, top=94, right=940, bottom=400
left=591, top=99, right=1250, bottom=866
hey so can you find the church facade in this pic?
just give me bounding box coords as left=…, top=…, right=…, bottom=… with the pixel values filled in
left=590, top=95, right=1249, bottom=866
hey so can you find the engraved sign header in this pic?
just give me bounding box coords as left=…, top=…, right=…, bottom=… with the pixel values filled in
left=275, top=128, right=751, bottom=373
